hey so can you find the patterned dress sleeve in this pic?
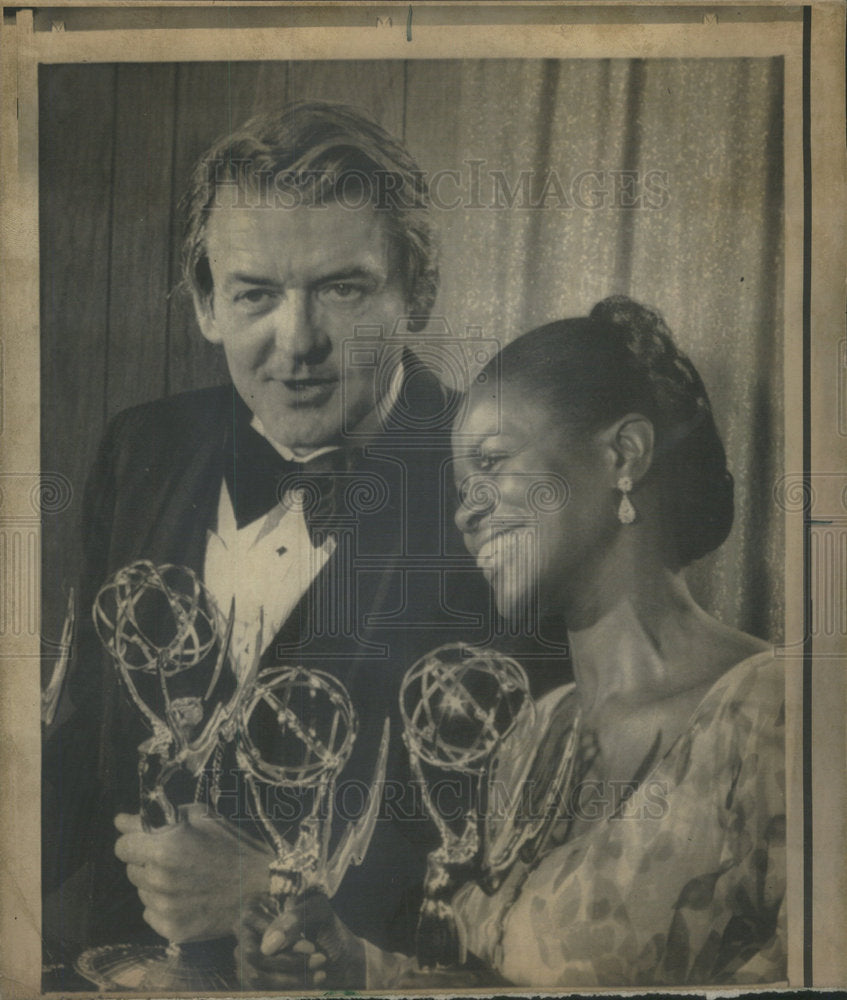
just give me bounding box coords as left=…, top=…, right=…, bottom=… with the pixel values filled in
left=452, top=652, right=786, bottom=987
left=702, top=656, right=786, bottom=984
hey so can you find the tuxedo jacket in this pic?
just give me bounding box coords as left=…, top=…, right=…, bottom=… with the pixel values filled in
left=42, top=358, right=499, bottom=964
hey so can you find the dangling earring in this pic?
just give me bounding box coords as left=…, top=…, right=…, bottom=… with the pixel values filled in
left=617, top=476, right=636, bottom=524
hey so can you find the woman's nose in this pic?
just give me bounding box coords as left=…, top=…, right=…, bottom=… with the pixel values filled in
left=454, top=474, right=499, bottom=534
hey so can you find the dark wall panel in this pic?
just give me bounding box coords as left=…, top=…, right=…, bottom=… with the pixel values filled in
left=39, top=64, right=117, bottom=651
left=106, top=64, right=176, bottom=417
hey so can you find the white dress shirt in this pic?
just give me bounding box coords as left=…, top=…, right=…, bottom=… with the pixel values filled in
left=203, top=362, right=404, bottom=669
left=204, top=477, right=335, bottom=667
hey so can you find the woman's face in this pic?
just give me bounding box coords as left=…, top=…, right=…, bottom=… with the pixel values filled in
left=452, top=380, right=616, bottom=620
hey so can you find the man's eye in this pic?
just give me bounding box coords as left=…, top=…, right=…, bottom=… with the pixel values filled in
left=234, top=289, right=274, bottom=306
left=318, top=282, right=366, bottom=304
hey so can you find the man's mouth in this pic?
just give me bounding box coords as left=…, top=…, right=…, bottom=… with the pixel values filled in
left=281, top=376, right=338, bottom=390
left=271, top=376, right=339, bottom=403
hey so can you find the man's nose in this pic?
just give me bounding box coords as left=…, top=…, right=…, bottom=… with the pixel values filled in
left=454, top=474, right=499, bottom=535
left=269, top=290, right=329, bottom=365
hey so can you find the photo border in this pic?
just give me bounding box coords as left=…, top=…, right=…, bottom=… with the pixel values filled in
left=1, top=2, right=844, bottom=995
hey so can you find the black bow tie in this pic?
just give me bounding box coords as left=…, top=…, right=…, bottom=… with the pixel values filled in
left=222, top=412, right=355, bottom=540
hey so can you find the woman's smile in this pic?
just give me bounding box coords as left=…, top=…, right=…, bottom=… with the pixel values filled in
left=473, top=528, right=532, bottom=579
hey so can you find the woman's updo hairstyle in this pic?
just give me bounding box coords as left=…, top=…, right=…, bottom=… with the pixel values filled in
left=489, top=295, right=734, bottom=567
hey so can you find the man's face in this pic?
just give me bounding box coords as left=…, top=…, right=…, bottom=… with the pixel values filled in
left=195, top=191, right=408, bottom=451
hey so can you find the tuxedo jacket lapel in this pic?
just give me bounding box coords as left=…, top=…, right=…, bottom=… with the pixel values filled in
left=140, top=436, right=223, bottom=574
left=103, top=388, right=230, bottom=577
left=264, top=355, right=458, bottom=672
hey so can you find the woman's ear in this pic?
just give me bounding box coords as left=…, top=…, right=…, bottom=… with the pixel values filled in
left=193, top=291, right=222, bottom=345
left=597, top=413, right=655, bottom=485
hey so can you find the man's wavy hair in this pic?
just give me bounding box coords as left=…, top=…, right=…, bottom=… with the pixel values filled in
left=180, top=101, right=439, bottom=332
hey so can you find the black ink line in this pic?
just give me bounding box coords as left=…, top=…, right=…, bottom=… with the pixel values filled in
left=802, top=3, right=813, bottom=987
left=406, top=5, right=412, bottom=42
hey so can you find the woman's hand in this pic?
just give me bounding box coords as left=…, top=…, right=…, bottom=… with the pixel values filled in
left=114, top=805, right=272, bottom=942
left=234, top=892, right=366, bottom=990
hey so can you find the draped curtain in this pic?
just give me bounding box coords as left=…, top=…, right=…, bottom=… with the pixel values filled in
left=39, top=58, right=784, bottom=649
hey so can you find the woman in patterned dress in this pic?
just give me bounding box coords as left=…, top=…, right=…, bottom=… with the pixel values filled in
left=237, top=295, right=786, bottom=989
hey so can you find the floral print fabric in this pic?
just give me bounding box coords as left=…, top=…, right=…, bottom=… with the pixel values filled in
left=367, top=653, right=786, bottom=989
left=450, top=651, right=786, bottom=987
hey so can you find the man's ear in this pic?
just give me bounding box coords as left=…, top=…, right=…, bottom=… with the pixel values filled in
left=193, top=291, right=222, bottom=345
left=597, top=413, right=655, bottom=486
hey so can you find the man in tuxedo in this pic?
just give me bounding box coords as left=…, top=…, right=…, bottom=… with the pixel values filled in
left=42, top=101, right=499, bottom=981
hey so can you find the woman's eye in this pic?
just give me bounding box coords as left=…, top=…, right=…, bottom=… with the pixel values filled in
left=478, top=453, right=506, bottom=472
